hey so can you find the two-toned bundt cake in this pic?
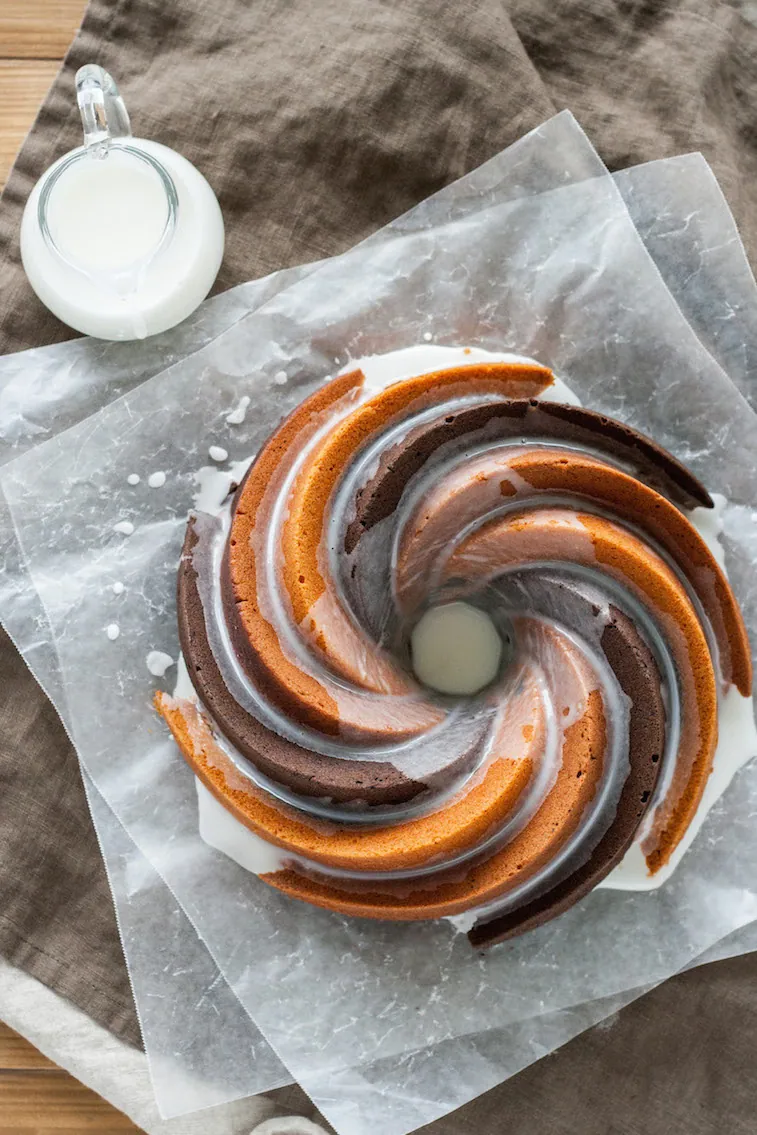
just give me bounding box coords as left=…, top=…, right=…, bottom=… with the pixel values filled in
left=156, top=348, right=752, bottom=946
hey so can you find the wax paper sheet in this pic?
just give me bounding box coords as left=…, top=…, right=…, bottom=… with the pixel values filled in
left=0, top=271, right=313, bottom=1117
left=84, top=773, right=291, bottom=1116
left=3, top=112, right=757, bottom=1135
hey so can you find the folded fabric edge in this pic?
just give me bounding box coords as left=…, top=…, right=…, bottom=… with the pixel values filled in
left=0, top=955, right=304, bottom=1135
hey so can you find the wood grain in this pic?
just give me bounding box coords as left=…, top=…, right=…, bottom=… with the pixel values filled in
left=0, top=14, right=147, bottom=1134
left=0, top=1026, right=145, bottom=1130
left=0, top=1074, right=140, bottom=1130
left=0, top=1, right=85, bottom=60
left=0, top=60, right=60, bottom=189
left=0, top=1024, right=145, bottom=1133
left=0, top=1025, right=57, bottom=1070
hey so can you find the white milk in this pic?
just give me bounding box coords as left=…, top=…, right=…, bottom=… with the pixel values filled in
left=45, top=147, right=170, bottom=271
left=21, top=138, right=224, bottom=340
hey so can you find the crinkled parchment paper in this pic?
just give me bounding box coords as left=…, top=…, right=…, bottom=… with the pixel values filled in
left=0, top=271, right=311, bottom=1117
left=2, top=113, right=757, bottom=1134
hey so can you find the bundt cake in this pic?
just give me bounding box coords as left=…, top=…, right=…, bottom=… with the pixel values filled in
left=156, top=348, right=752, bottom=946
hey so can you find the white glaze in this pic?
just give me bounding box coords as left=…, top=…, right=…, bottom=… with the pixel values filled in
left=273, top=370, right=288, bottom=385
left=196, top=778, right=286, bottom=875
left=208, top=445, right=229, bottom=463
left=127, top=473, right=140, bottom=486
left=225, top=395, right=250, bottom=425
left=112, top=581, right=125, bottom=595
left=192, top=458, right=253, bottom=514
left=146, top=650, right=174, bottom=677
left=444, top=910, right=480, bottom=934
left=147, top=471, right=166, bottom=488
left=411, top=602, right=502, bottom=696
left=603, top=684, right=757, bottom=890
left=113, top=520, right=134, bottom=536
left=688, top=492, right=727, bottom=572
left=173, top=652, right=196, bottom=699
left=344, top=344, right=580, bottom=406
left=106, top=623, right=120, bottom=641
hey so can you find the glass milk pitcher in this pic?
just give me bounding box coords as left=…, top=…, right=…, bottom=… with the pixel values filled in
left=20, top=65, right=225, bottom=340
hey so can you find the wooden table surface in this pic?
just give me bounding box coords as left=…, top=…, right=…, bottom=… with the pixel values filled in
left=0, top=2, right=146, bottom=1131
left=0, top=1023, right=142, bottom=1132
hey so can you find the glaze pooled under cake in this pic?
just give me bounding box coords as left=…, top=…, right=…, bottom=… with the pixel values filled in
left=156, top=347, right=753, bottom=945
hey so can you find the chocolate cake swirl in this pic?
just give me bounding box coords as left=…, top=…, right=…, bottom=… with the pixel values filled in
left=156, top=352, right=752, bottom=944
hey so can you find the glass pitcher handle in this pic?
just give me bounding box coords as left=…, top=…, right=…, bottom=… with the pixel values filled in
left=76, top=65, right=131, bottom=152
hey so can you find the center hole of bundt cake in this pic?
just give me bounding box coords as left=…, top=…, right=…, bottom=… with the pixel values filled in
left=410, top=601, right=504, bottom=696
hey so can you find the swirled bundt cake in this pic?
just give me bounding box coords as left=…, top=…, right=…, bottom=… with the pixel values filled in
left=156, top=349, right=752, bottom=945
